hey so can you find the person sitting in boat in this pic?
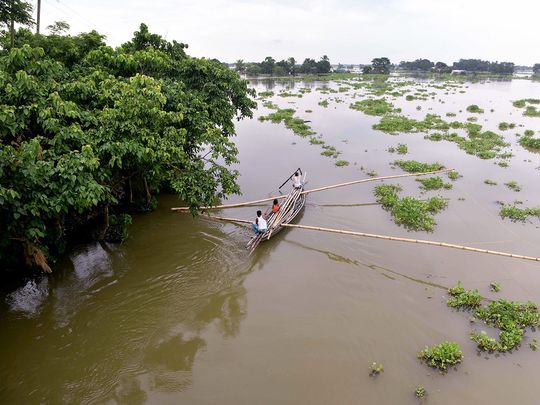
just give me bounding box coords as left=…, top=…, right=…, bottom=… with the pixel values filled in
left=291, top=171, right=303, bottom=189
left=272, top=199, right=280, bottom=213
left=252, top=210, right=268, bottom=234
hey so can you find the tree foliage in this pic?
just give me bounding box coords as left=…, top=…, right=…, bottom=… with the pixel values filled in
left=363, top=57, right=391, bottom=74
left=240, top=55, right=331, bottom=76
left=453, top=58, right=514, bottom=74
left=399, top=58, right=434, bottom=72
left=0, top=23, right=256, bottom=272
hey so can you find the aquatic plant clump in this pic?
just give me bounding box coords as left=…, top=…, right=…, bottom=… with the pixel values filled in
left=447, top=281, right=482, bottom=309
left=374, top=184, right=448, bottom=232
left=500, top=205, right=540, bottom=222
left=393, top=160, right=444, bottom=173
left=258, top=90, right=274, bottom=98
left=466, top=104, right=484, bottom=113
left=415, top=386, right=427, bottom=399
left=518, top=131, right=540, bottom=150
left=416, top=176, right=452, bottom=191
left=349, top=98, right=396, bottom=116
left=373, top=114, right=450, bottom=134
left=417, top=341, right=463, bottom=371
left=504, top=181, right=522, bottom=192
left=369, top=362, right=384, bottom=377
left=258, top=108, right=316, bottom=137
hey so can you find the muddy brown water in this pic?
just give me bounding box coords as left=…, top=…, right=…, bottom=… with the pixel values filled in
left=2, top=77, right=540, bottom=404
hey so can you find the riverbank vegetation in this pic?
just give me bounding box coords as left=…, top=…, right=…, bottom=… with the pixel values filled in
left=0, top=23, right=256, bottom=273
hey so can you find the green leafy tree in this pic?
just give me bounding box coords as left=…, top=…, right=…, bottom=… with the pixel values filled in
left=260, top=56, right=275, bottom=74
left=0, top=0, right=33, bottom=48
left=235, top=59, right=245, bottom=74
left=534, top=64, right=540, bottom=75
left=317, top=55, right=331, bottom=74
left=0, top=23, right=256, bottom=273
left=371, top=57, right=391, bottom=74
left=46, top=20, right=69, bottom=35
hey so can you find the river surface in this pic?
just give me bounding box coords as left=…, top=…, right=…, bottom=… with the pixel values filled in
left=2, top=76, right=540, bottom=404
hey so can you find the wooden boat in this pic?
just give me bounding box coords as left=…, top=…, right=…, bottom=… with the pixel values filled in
left=246, top=171, right=307, bottom=253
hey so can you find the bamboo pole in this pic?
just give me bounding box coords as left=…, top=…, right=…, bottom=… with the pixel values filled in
left=170, top=169, right=452, bottom=212
left=204, top=215, right=540, bottom=263
left=171, top=195, right=288, bottom=212
left=300, top=168, right=453, bottom=195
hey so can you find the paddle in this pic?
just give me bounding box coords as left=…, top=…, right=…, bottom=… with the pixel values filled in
left=278, top=167, right=301, bottom=190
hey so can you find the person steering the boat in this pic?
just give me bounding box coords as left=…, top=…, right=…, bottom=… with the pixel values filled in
left=252, top=210, right=268, bottom=234
left=291, top=170, right=303, bottom=189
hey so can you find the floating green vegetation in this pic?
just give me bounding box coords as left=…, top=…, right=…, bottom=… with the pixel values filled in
left=415, top=386, right=427, bottom=399
left=466, top=104, right=484, bottom=113
left=309, top=137, right=325, bottom=145
left=531, top=339, right=538, bottom=351
left=369, top=362, right=384, bottom=377
left=393, top=160, right=444, bottom=173
left=321, top=145, right=340, bottom=158
left=498, top=122, right=515, bottom=131
left=471, top=299, right=539, bottom=352
left=396, top=143, right=408, bottom=154
left=519, top=131, right=540, bottom=150
left=484, top=179, right=497, bottom=186
left=513, top=99, right=540, bottom=117
left=525, top=107, right=540, bottom=116
left=262, top=100, right=278, bottom=109
left=417, top=341, right=463, bottom=371
left=318, top=99, right=329, bottom=108
left=338, top=86, right=350, bottom=92
left=416, top=176, right=453, bottom=191
left=447, top=281, right=482, bottom=309
left=298, top=87, right=312, bottom=94
left=512, top=98, right=540, bottom=108
left=374, top=184, right=447, bottom=231
left=366, top=170, right=378, bottom=177
left=446, top=112, right=457, bottom=117
left=425, top=126, right=509, bottom=160
left=258, top=108, right=316, bottom=136
left=504, top=181, right=522, bottom=192
left=447, top=170, right=459, bottom=181
left=500, top=205, right=540, bottom=222
left=335, top=160, right=350, bottom=167
left=466, top=116, right=477, bottom=122
left=258, top=90, right=274, bottom=98
left=497, top=160, right=509, bottom=168
left=373, top=114, right=450, bottom=134
left=405, top=95, right=415, bottom=101
left=349, top=98, right=396, bottom=116
left=490, top=282, right=502, bottom=292
left=278, top=91, right=303, bottom=98
left=305, top=109, right=313, bottom=113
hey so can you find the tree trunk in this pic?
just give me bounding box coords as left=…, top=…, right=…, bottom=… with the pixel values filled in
left=10, top=17, right=14, bottom=49
left=143, top=177, right=151, bottom=205
left=36, top=0, right=41, bottom=34
left=98, top=205, right=109, bottom=240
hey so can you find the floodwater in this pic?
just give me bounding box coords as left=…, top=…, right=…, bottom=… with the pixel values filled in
left=2, top=76, right=540, bottom=404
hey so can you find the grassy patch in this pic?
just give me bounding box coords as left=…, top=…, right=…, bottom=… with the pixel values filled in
left=349, top=98, right=396, bottom=116
left=417, top=341, right=463, bottom=371
left=447, top=281, right=482, bottom=309
left=335, top=160, right=349, bottom=167
left=258, top=108, right=316, bottom=136
left=466, top=104, right=484, bottom=113
left=504, top=181, right=522, bottom=192
left=258, top=90, right=274, bottom=98
left=393, top=160, right=444, bottom=173
left=318, top=99, right=329, bottom=108
left=500, top=205, right=540, bottom=222
left=416, top=176, right=453, bottom=191
left=374, top=184, right=447, bottom=231
left=262, top=100, right=278, bottom=109
left=373, top=114, right=450, bottom=134
left=498, top=122, right=515, bottom=131
left=519, top=132, right=540, bottom=150
left=278, top=91, right=302, bottom=98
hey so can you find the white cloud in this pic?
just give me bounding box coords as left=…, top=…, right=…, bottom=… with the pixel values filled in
left=35, top=0, right=540, bottom=64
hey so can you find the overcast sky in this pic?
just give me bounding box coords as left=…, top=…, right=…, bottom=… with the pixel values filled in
left=36, top=0, right=539, bottom=65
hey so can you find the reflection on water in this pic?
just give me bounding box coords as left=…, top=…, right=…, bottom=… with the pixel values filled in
left=5, top=277, right=49, bottom=317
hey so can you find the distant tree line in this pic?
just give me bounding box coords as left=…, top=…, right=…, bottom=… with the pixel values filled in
left=398, top=58, right=516, bottom=74
left=534, top=64, right=540, bottom=75
left=235, top=55, right=331, bottom=76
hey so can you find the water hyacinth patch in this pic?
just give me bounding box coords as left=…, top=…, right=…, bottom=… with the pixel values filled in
left=417, top=341, right=463, bottom=371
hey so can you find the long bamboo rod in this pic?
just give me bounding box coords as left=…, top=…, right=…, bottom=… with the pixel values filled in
left=300, top=168, right=453, bottom=195
left=171, top=168, right=453, bottom=212
left=205, top=215, right=540, bottom=263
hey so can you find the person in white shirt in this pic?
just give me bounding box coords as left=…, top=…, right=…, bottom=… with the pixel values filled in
left=252, top=210, right=268, bottom=233
left=291, top=171, right=303, bottom=189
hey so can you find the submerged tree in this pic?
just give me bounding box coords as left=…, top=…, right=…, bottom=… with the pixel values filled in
left=0, top=23, right=256, bottom=273
left=364, top=57, right=391, bottom=74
